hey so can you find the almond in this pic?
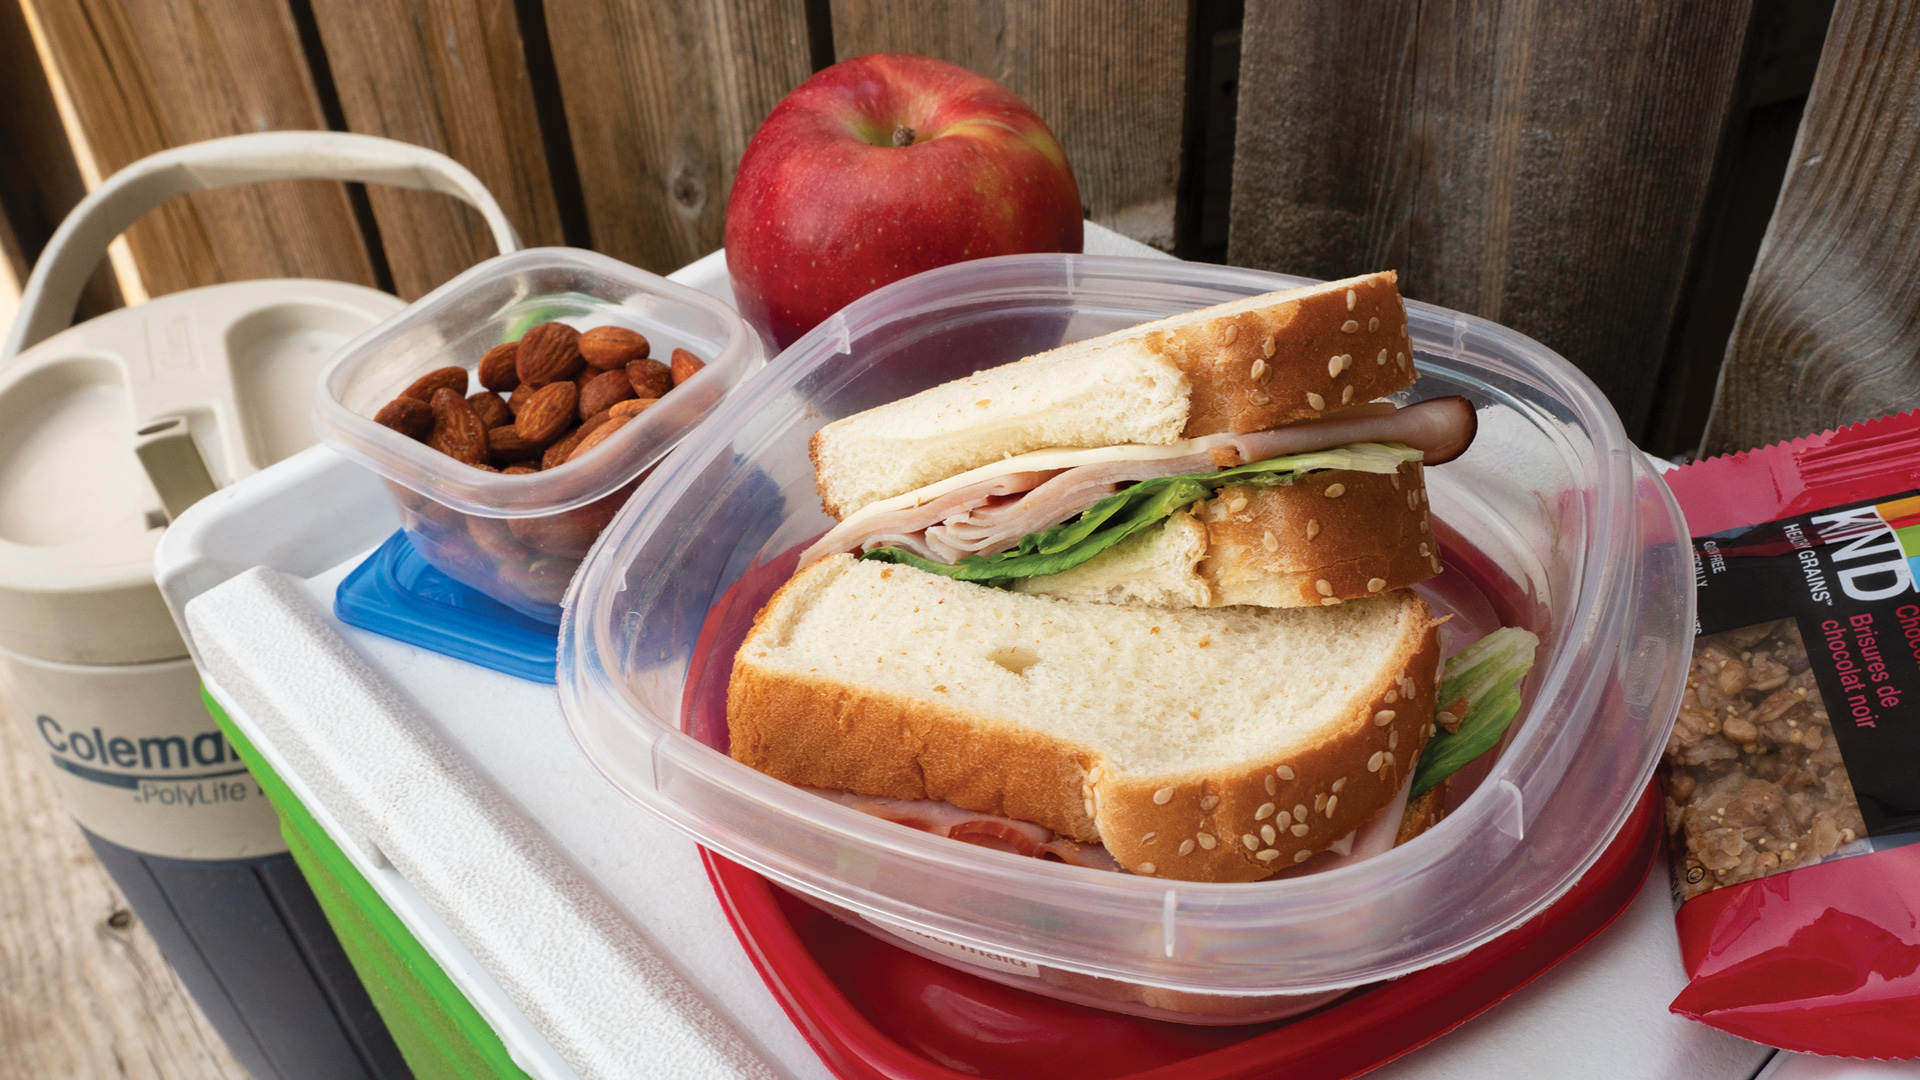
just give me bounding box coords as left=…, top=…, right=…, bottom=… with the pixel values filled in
left=468, top=516, right=528, bottom=561
left=580, top=326, right=649, bottom=370
left=610, top=397, right=657, bottom=420
left=374, top=396, right=433, bottom=439
left=477, top=343, right=520, bottom=391
left=468, top=391, right=511, bottom=429
left=501, top=464, right=538, bottom=474
left=514, top=381, right=579, bottom=446
left=426, top=388, right=488, bottom=465
left=670, top=348, right=704, bottom=386
left=540, top=410, right=610, bottom=470
left=627, top=357, right=672, bottom=398
left=509, top=496, right=621, bottom=558
left=515, top=322, right=584, bottom=386
left=499, top=553, right=578, bottom=606
left=578, top=369, right=635, bottom=419
left=487, top=424, right=544, bottom=462
left=567, top=414, right=632, bottom=463
left=402, top=366, right=470, bottom=402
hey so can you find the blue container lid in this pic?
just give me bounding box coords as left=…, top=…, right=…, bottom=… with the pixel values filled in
left=336, top=532, right=556, bottom=683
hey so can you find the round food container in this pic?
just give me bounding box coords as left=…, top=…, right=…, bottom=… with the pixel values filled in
left=315, top=247, right=763, bottom=622
left=557, top=254, right=1693, bottom=1022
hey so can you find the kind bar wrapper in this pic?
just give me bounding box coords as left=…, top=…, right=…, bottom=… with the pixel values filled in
left=1660, top=410, right=1920, bottom=1058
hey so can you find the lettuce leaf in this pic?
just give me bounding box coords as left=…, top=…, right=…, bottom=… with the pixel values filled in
left=1409, top=627, right=1540, bottom=798
left=860, top=442, right=1422, bottom=585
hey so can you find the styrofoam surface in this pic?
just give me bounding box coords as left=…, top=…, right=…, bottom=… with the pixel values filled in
left=161, top=232, right=1822, bottom=1079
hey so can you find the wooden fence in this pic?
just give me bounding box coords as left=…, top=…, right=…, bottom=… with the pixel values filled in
left=2, top=0, right=1915, bottom=458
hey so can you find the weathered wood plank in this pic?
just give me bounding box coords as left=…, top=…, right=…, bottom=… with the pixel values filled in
left=22, top=0, right=376, bottom=299
left=1228, top=0, right=1754, bottom=440
left=305, top=0, right=566, bottom=299
left=0, top=703, right=249, bottom=1080
left=543, top=0, right=815, bottom=273
left=830, top=0, right=1190, bottom=250
left=1703, top=0, right=1920, bottom=455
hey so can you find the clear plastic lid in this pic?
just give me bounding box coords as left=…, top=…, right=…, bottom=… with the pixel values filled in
left=314, top=247, right=762, bottom=519
left=558, top=254, right=1693, bottom=996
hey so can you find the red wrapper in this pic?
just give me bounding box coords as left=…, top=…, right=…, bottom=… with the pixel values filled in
left=1661, top=409, right=1920, bottom=1058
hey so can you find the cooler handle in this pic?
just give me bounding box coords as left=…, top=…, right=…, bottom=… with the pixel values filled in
left=3, top=131, right=523, bottom=361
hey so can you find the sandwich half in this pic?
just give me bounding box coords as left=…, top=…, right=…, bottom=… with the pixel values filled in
left=729, top=555, right=1442, bottom=883
left=800, top=271, right=1475, bottom=608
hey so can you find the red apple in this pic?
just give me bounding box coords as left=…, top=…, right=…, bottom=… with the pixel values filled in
left=726, top=54, right=1083, bottom=348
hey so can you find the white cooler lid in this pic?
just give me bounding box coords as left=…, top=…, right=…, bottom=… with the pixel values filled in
left=0, top=280, right=404, bottom=665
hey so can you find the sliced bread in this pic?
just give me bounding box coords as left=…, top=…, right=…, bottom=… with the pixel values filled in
left=728, top=555, right=1441, bottom=883
left=810, top=271, right=1414, bottom=517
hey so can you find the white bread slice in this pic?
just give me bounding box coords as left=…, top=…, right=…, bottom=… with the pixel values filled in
left=728, top=555, right=1441, bottom=883
left=810, top=271, right=1413, bottom=517
left=1013, top=460, right=1437, bottom=608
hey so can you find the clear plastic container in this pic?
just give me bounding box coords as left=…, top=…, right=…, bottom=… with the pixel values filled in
left=315, top=248, right=763, bottom=622
left=557, top=254, right=1693, bottom=1021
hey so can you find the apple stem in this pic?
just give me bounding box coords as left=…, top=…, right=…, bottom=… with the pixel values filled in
left=892, top=124, right=916, bottom=148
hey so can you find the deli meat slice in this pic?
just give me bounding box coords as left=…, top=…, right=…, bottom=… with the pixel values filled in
left=801, top=398, right=1475, bottom=568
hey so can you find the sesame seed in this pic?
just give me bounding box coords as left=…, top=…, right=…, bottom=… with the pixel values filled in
left=1243, top=834, right=1259, bottom=850
left=1376, top=348, right=1388, bottom=365
left=1314, top=793, right=1327, bottom=812
left=1369, top=317, right=1380, bottom=332
left=1179, top=839, right=1196, bottom=855
left=1341, top=353, right=1354, bottom=372
left=1368, top=577, right=1386, bottom=592
left=1384, top=752, right=1395, bottom=768
left=1342, top=386, right=1354, bottom=404
left=1438, top=711, right=1456, bottom=727
left=1396, top=351, right=1406, bottom=365
left=1328, top=355, right=1342, bottom=378
left=1294, top=803, right=1308, bottom=820
left=1431, top=555, right=1442, bottom=572
left=1408, top=491, right=1419, bottom=510
left=1153, top=787, right=1173, bottom=805
left=1263, top=335, right=1276, bottom=357
left=1084, top=799, right=1095, bottom=816
left=1419, top=519, right=1429, bottom=533
left=1292, top=823, right=1310, bottom=837
left=1315, top=579, right=1334, bottom=596
left=1341, top=320, right=1359, bottom=334
left=1199, top=833, right=1216, bottom=849
left=1228, top=495, right=1249, bottom=513
left=1143, top=831, right=1157, bottom=843
left=1256, top=802, right=1276, bottom=820
left=1222, top=324, right=1238, bottom=345
left=1307, top=391, right=1326, bottom=410
left=1248, top=389, right=1272, bottom=405
left=1389, top=730, right=1400, bottom=750
left=1418, top=543, right=1430, bottom=557
left=1294, top=850, right=1311, bottom=863
left=1251, top=359, right=1268, bottom=381
left=1261, top=824, right=1277, bottom=845
left=1385, top=690, right=1398, bottom=703
left=1321, top=597, right=1342, bottom=606
left=1375, top=710, right=1396, bottom=726
left=1277, top=765, right=1295, bottom=780
left=1369, top=751, right=1385, bottom=772
left=1332, top=778, right=1347, bottom=793
left=1201, top=794, right=1220, bottom=810
left=1263, top=530, right=1279, bottom=553
left=1326, top=795, right=1339, bottom=815
left=1275, top=810, right=1292, bottom=828
left=1306, top=520, right=1321, bottom=540
left=1264, top=775, right=1276, bottom=795
left=1390, top=472, right=1401, bottom=489
left=1346, top=288, right=1357, bottom=310
left=1139, top=862, right=1157, bottom=875
left=1088, top=766, right=1102, bottom=783
left=1325, top=483, right=1346, bottom=498
left=1258, top=849, right=1282, bottom=862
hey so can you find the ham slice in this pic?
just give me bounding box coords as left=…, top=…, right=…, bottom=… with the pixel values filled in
left=802, top=398, right=1475, bottom=569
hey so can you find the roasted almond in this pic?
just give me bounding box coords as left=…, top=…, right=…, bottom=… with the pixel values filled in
left=515, top=322, right=584, bottom=386
left=609, top=397, right=657, bottom=420
left=468, top=391, right=511, bottom=429
left=501, top=464, right=538, bottom=475
left=477, top=343, right=520, bottom=391
left=468, top=516, right=528, bottom=561
left=514, top=380, right=579, bottom=446
left=670, top=348, right=704, bottom=386
left=540, top=409, right=610, bottom=470
left=627, top=357, right=672, bottom=398
left=579, top=325, right=649, bottom=370
left=578, top=369, right=635, bottom=419
left=567, top=415, right=632, bottom=463
left=402, top=366, right=470, bottom=402
left=426, top=387, right=488, bottom=465
left=374, top=396, right=433, bottom=439
left=487, top=424, right=544, bottom=462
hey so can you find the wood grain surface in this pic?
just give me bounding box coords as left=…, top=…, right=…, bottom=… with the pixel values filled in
left=831, top=0, right=1190, bottom=250
left=21, top=0, right=376, bottom=300
left=1703, top=0, right=1920, bottom=455
left=0, top=705, right=248, bottom=1080
left=543, top=0, right=814, bottom=273
left=304, top=0, right=566, bottom=299
left=1227, top=0, right=1754, bottom=441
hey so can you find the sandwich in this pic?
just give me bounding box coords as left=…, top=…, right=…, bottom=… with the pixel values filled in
left=727, top=272, right=1524, bottom=883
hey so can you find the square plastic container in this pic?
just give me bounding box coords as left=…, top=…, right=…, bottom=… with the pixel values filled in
left=315, top=247, right=763, bottom=622
left=557, top=254, right=1694, bottom=1021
